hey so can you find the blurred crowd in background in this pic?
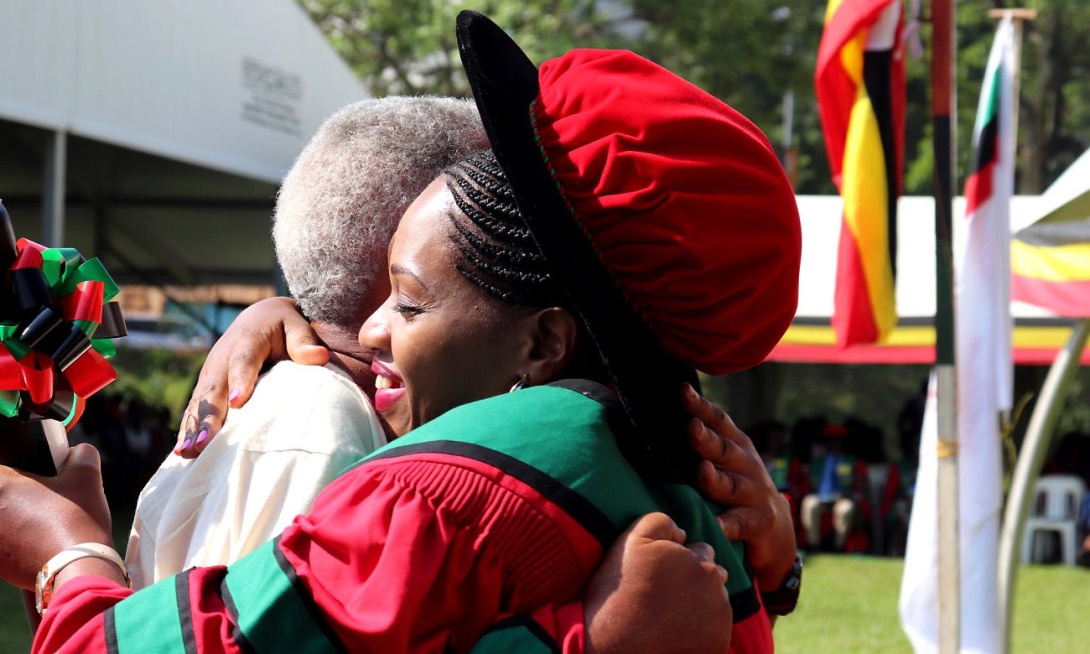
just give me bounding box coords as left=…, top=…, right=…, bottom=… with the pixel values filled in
left=752, top=392, right=1090, bottom=566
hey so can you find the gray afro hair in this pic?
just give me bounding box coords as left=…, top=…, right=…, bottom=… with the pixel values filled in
left=273, top=96, right=487, bottom=326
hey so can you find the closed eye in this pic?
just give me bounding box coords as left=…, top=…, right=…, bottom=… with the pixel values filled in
left=394, top=300, right=425, bottom=317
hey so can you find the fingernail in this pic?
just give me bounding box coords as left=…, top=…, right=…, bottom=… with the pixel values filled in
left=228, top=388, right=241, bottom=403
left=177, top=438, right=193, bottom=453
left=196, top=429, right=210, bottom=445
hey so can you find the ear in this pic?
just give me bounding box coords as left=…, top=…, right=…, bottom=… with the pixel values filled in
left=522, top=307, right=579, bottom=384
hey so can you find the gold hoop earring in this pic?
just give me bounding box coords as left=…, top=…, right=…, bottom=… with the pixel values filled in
left=509, top=374, right=530, bottom=393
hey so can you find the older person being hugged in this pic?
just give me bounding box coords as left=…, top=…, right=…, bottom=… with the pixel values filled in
left=124, top=97, right=488, bottom=587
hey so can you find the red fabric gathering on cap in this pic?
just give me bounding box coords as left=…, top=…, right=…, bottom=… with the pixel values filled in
left=531, top=49, right=802, bottom=376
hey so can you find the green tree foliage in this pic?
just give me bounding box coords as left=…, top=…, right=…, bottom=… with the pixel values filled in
left=625, top=1, right=832, bottom=193
left=300, top=0, right=1090, bottom=195
left=907, top=0, right=1090, bottom=194
left=107, top=348, right=206, bottom=421
left=299, top=0, right=622, bottom=96
left=1015, top=0, right=1090, bottom=192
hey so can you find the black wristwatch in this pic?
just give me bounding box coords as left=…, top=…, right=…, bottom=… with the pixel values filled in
left=760, top=553, right=803, bottom=616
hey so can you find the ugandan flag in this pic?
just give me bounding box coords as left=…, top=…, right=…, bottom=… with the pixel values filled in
left=815, top=0, right=904, bottom=346
left=1011, top=148, right=1090, bottom=317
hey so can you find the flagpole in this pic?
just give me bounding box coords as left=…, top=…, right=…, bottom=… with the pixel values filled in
left=988, top=9, right=1035, bottom=141
left=930, top=0, right=959, bottom=651
left=989, top=12, right=1039, bottom=653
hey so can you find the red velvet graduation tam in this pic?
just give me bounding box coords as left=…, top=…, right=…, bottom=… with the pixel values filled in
left=457, top=12, right=800, bottom=377
left=456, top=11, right=801, bottom=479
left=533, top=51, right=801, bottom=374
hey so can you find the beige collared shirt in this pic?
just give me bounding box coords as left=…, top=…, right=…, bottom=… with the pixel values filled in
left=125, top=360, right=385, bottom=588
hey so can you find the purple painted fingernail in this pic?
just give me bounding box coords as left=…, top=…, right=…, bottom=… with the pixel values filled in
left=196, top=429, right=210, bottom=445
left=178, top=438, right=193, bottom=453
left=228, top=388, right=241, bottom=403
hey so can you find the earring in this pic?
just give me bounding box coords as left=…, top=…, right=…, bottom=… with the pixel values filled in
left=509, top=373, right=530, bottom=393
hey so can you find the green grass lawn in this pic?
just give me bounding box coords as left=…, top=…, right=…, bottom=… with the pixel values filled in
left=1, top=552, right=1086, bottom=652
left=775, top=554, right=1089, bottom=653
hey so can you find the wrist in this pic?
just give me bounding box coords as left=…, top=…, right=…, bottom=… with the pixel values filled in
left=54, top=556, right=129, bottom=588
left=753, top=497, right=798, bottom=591
left=759, top=552, right=803, bottom=616
left=755, top=543, right=798, bottom=593
left=754, top=510, right=797, bottom=592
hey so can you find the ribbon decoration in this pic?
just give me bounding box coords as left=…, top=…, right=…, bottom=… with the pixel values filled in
left=0, top=201, right=127, bottom=431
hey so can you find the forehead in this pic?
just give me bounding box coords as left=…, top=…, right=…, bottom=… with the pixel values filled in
left=390, top=178, right=455, bottom=260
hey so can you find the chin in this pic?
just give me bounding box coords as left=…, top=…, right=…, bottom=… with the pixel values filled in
left=379, top=409, right=413, bottom=438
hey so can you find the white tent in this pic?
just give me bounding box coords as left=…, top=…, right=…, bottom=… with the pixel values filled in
left=0, top=0, right=369, bottom=285
left=1033, top=147, right=1090, bottom=224
left=769, top=194, right=1083, bottom=365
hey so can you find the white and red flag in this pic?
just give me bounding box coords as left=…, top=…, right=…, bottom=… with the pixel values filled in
left=899, top=14, right=1014, bottom=653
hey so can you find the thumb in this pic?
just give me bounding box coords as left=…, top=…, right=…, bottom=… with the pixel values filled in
left=624, top=512, right=686, bottom=545
left=284, top=323, right=329, bottom=366
left=55, top=443, right=103, bottom=490
left=62, top=443, right=101, bottom=471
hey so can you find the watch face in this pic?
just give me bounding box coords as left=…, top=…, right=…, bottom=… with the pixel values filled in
left=786, top=558, right=803, bottom=589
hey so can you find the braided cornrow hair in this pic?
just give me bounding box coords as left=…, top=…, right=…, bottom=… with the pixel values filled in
left=444, top=150, right=566, bottom=308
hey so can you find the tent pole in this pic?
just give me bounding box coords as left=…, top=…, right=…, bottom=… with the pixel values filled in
left=20, top=130, right=64, bottom=632
left=997, top=318, right=1090, bottom=654
left=931, top=0, right=959, bottom=650
left=42, top=129, right=67, bottom=246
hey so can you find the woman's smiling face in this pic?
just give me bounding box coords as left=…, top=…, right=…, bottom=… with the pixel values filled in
left=359, top=177, right=537, bottom=435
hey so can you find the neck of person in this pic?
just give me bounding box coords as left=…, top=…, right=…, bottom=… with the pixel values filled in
left=310, top=321, right=375, bottom=391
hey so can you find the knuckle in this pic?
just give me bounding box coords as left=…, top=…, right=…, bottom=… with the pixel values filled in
left=715, top=429, right=731, bottom=460
left=197, top=377, right=223, bottom=398
left=229, top=350, right=260, bottom=369
left=755, top=509, right=775, bottom=532
left=716, top=472, right=735, bottom=498
left=711, top=401, right=729, bottom=424
left=691, top=542, right=715, bottom=561
left=733, top=518, right=749, bottom=542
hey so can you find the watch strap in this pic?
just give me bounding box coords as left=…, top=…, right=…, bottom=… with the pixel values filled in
left=760, top=552, right=803, bottom=616
left=35, top=542, right=130, bottom=615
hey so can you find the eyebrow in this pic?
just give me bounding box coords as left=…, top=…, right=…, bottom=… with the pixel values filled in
left=390, top=263, right=428, bottom=289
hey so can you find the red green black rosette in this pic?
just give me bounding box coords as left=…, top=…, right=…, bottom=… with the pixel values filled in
left=0, top=200, right=127, bottom=475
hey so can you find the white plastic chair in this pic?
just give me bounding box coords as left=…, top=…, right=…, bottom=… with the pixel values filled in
left=1021, top=474, right=1086, bottom=566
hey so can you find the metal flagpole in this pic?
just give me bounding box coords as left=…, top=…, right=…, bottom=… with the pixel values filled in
left=930, top=0, right=959, bottom=650
left=42, top=129, right=67, bottom=247
left=998, top=319, right=1088, bottom=653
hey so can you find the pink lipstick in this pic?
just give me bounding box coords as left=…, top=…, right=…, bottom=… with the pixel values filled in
left=371, top=360, right=405, bottom=413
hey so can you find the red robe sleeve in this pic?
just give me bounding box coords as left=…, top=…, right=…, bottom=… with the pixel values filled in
left=34, top=576, right=133, bottom=653
left=278, top=454, right=596, bottom=652
left=33, top=455, right=596, bottom=653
